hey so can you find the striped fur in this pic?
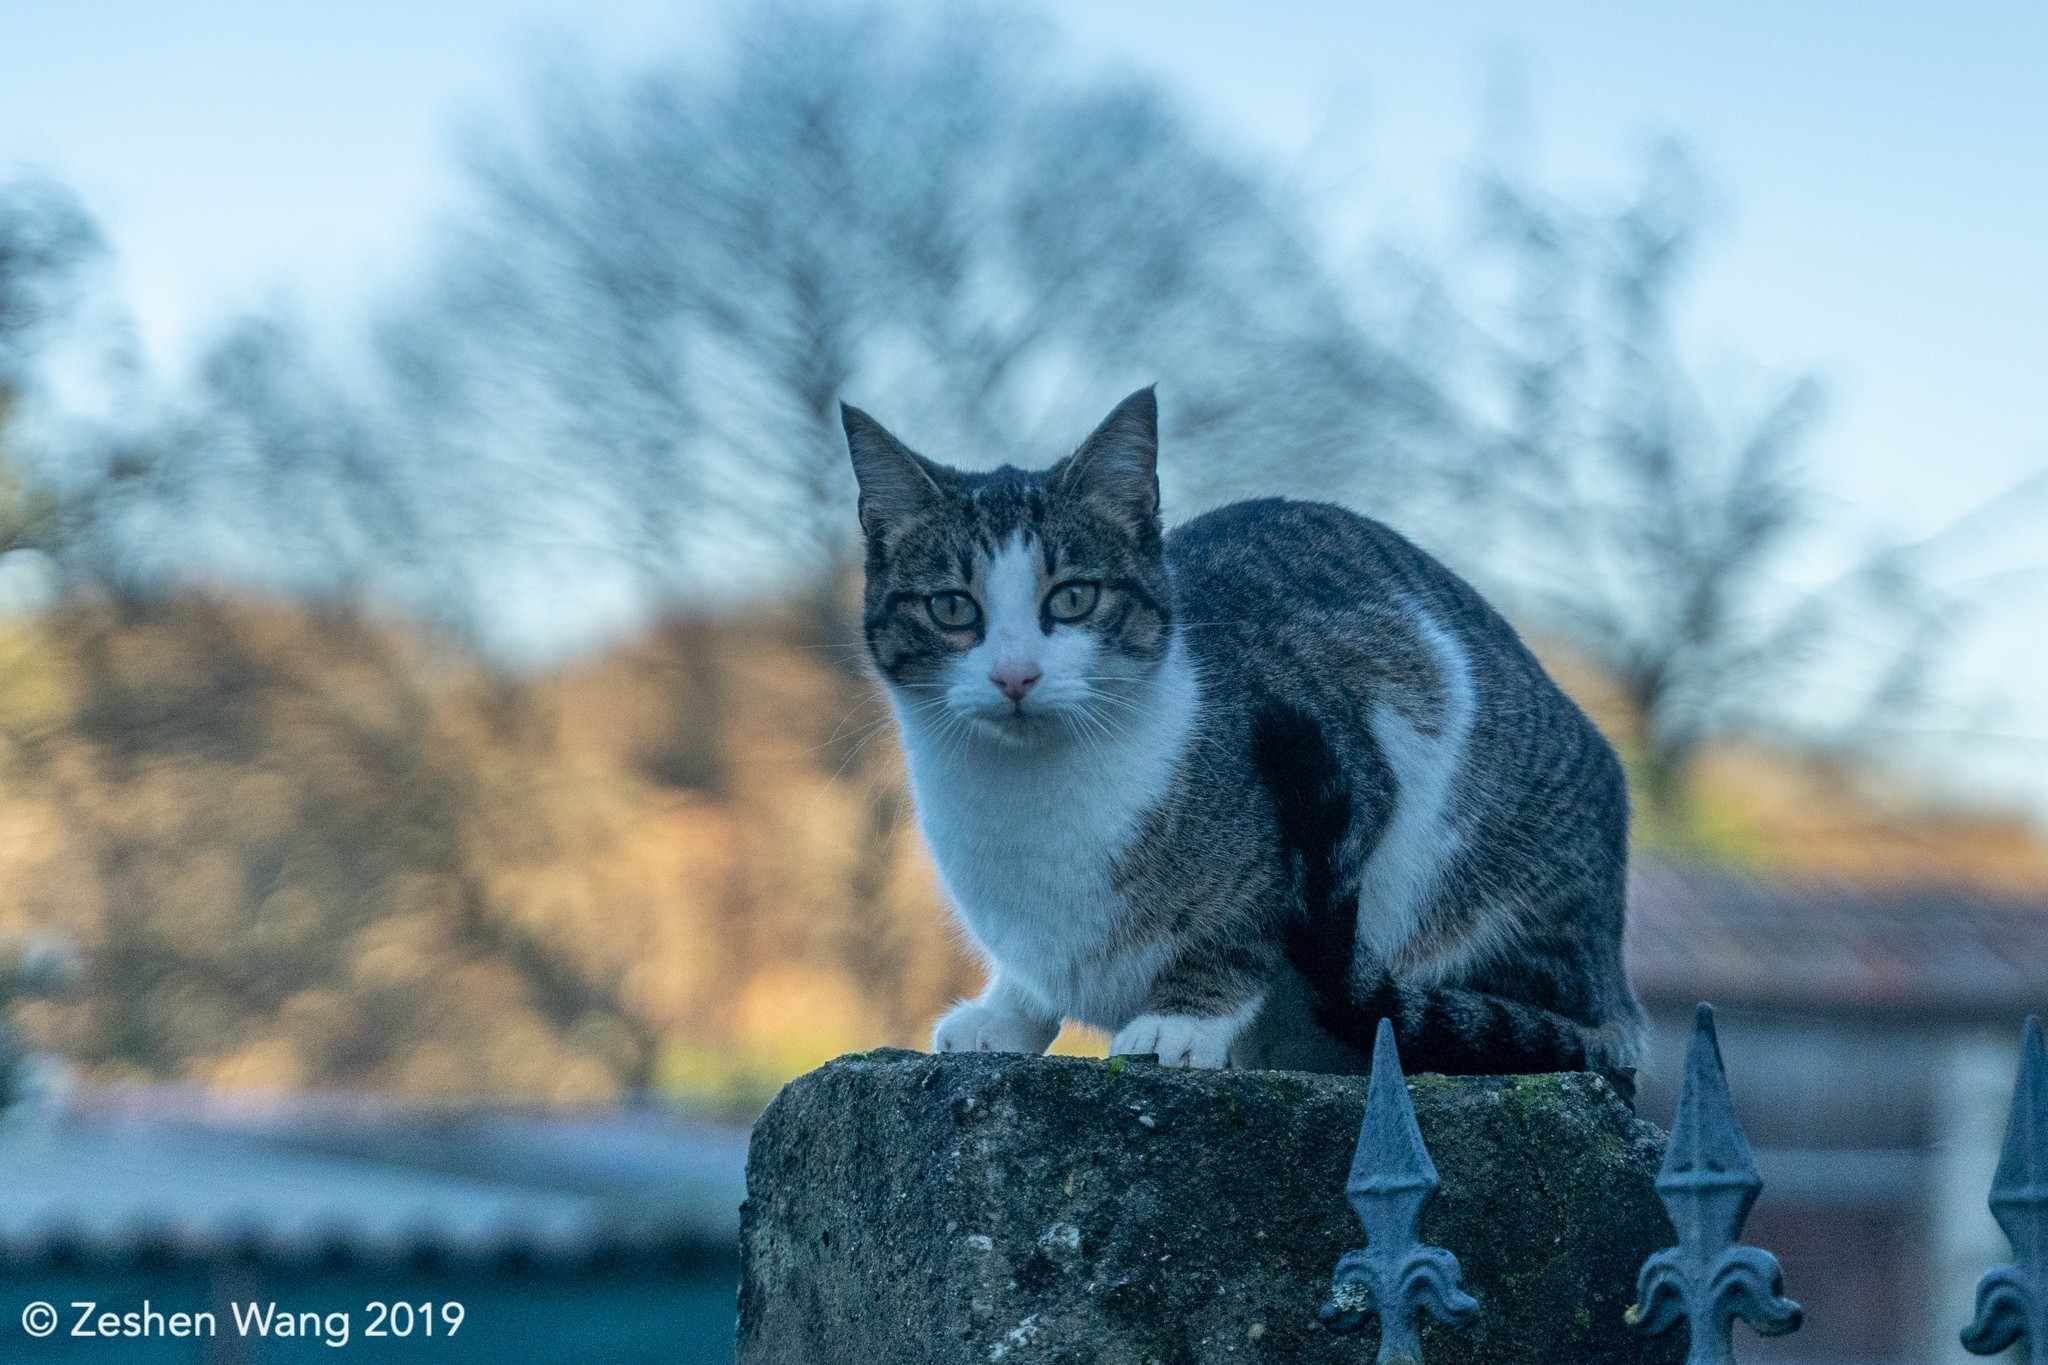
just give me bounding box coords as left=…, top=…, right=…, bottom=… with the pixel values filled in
left=846, top=389, right=1644, bottom=1076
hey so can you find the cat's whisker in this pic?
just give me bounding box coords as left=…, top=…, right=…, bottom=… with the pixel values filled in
left=824, top=715, right=903, bottom=783
left=806, top=695, right=895, bottom=756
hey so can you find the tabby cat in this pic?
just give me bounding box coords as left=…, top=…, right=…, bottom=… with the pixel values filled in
left=845, top=388, right=1642, bottom=1074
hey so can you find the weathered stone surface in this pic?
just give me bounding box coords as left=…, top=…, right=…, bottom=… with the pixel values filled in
left=740, top=1048, right=1682, bottom=1365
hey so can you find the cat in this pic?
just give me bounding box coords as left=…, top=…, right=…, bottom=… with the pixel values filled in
left=844, top=387, right=1643, bottom=1075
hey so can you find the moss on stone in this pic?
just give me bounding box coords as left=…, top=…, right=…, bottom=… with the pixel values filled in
left=742, top=1051, right=1679, bottom=1365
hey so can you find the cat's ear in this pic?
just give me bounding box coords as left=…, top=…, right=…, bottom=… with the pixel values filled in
left=1054, top=386, right=1159, bottom=522
left=843, top=403, right=948, bottom=537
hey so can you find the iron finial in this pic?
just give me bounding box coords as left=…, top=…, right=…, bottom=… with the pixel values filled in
left=1630, top=1003, right=1801, bottom=1364
left=1319, top=1017, right=1479, bottom=1365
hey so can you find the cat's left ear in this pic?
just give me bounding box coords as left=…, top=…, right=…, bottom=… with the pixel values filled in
left=1054, top=386, right=1159, bottom=523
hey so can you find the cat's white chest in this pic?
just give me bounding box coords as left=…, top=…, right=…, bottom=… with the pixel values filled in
left=892, top=646, right=1197, bottom=1027
left=909, top=763, right=1140, bottom=1020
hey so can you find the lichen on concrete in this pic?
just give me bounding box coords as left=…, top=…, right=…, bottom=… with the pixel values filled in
left=739, top=1049, right=1681, bottom=1365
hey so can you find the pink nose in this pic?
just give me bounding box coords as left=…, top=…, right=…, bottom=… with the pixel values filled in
left=989, top=663, right=1042, bottom=704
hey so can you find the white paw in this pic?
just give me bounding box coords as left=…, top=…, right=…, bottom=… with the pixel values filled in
left=1111, top=1011, right=1250, bottom=1069
left=931, top=1000, right=1058, bottom=1055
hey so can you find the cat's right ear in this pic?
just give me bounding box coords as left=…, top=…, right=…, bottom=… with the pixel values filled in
left=843, top=404, right=947, bottom=538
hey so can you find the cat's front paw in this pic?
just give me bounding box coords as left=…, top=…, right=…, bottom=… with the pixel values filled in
left=931, top=1000, right=1059, bottom=1055
left=1111, top=1011, right=1251, bottom=1069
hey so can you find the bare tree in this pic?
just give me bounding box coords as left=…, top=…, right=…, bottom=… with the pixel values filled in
left=322, top=0, right=1474, bottom=1017
left=0, top=177, right=102, bottom=391
left=0, top=177, right=106, bottom=556
left=382, top=1, right=1450, bottom=645
left=1445, top=148, right=1961, bottom=829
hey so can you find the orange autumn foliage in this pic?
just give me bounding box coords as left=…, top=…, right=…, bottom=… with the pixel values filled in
left=0, top=592, right=2040, bottom=1116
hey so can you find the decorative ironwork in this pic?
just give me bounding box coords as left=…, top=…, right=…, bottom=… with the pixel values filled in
left=1962, top=1013, right=2048, bottom=1360
left=1318, top=1016, right=1479, bottom=1364
left=1629, top=1002, right=1801, bottom=1364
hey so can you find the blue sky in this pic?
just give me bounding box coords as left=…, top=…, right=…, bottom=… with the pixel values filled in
left=3, top=0, right=2045, bottom=808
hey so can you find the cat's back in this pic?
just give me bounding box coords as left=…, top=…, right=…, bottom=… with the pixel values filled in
left=1164, top=497, right=1625, bottom=906
left=1164, top=497, right=1516, bottom=676
left=1163, top=496, right=1614, bottom=801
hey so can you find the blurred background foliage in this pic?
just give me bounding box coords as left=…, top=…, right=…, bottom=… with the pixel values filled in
left=0, top=592, right=977, bottom=1113
left=0, top=0, right=2040, bottom=1116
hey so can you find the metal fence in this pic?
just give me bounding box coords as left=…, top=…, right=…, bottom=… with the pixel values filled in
left=1322, top=1006, right=2048, bottom=1365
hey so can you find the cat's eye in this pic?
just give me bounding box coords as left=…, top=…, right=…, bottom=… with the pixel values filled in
left=1046, top=581, right=1100, bottom=622
left=927, top=591, right=981, bottom=630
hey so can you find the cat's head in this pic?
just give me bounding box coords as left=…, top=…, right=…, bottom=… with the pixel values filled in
left=844, top=388, right=1173, bottom=745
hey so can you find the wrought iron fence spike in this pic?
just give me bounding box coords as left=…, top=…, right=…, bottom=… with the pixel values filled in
left=1630, top=1002, right=1801, bottom=1365
left=1664, top=1003, right=1760, bottom=1193
left=1318, top=1016, right=1479, bottom=1365
left=1962, top=1014, right=2048, bottom=1360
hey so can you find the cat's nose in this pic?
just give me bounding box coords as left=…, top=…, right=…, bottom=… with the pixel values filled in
left=989, top=663, right=1042, bottom=704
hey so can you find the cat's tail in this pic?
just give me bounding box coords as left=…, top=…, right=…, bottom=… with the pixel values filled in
left=1308, top=969, right=1640, bottom=1087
